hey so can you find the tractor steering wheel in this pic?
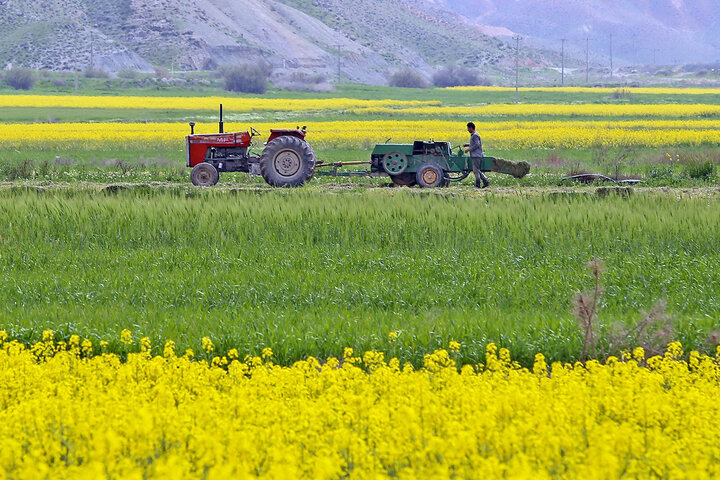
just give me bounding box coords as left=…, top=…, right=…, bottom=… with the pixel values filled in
left=250, top=127, right=261, bottom=137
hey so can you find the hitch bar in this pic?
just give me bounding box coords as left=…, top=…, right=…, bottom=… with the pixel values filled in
left=315, top=160, right=373, bottom=177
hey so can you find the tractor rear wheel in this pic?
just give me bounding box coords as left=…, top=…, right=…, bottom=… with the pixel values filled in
left=191, top=162, right=219, bottom=187
left=260, top=136, right=316, bottom=187
left=390, top=172, right=417, bottom=187
left=416, top=163, right=444, bottom=188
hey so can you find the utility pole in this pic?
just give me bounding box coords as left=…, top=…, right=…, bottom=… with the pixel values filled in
left=609, top=34, right=613, bottom=80
left=514, top=36, right=520, bottom=104
left=73, top=38, right=79, bottom=95
left=90, top=31, right=94, bottom=70
left=561, top=38, right=566, bottom=85
left=586, top=37, right=590, bottom=84
left=335, top=44, right=342, bottom=84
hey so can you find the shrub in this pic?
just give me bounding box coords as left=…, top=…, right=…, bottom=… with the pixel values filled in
left=154, top=67, right=170, bottom=79
left=4, top=68, right=35, bottom=90
left=432, top=66, right=484, bottom=88
left=684, top=160, right=716, bottom=180
left=276, top=72, right=331, bottom=92
left=388, top=69, right=428, bottom=88
left=612, top=88, right=632, bottom=99
left=2, top=159, right=34, bottom=180
left=117, top=69, right=138, bottom=79
left=84, top=67, right=109, bottom=79
left=221, top=64, right=268, bottom=94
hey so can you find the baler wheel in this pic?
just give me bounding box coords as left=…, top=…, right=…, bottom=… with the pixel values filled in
left=191, top=162, right=219, bottom=187
left=260, top=136, right=316, bottom=187
left=382, top=152, right=408, bottom=175
left=416, top=163, right=444, bottom=188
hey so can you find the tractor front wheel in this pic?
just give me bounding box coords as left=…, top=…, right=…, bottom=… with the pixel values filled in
left=260, top=136, right=316, bottom=187
left=191, top=162, right=219, bottom=187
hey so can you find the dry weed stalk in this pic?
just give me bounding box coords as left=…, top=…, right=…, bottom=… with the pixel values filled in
left=572, top=259, right=676, bottom=361
left=572, top=259, right=603, bottom=361
left=608, top=299, right=674, bottom=358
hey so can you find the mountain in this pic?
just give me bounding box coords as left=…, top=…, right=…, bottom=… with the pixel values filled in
left=428, top=0, right=720, bottom=65
left=0, top=0, right=560, bottom=84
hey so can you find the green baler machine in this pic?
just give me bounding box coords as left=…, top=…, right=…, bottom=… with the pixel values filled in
left=366, top=141, right=530, bottom=187
left=314, top=140, right=531, bottom=187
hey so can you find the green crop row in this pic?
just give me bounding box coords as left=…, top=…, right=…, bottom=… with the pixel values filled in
left=1, top=187, right=718, bottom=366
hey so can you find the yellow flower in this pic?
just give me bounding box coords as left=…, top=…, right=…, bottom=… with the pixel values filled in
left=632, top=347, right=645, bottom=362
left=261, top=347, right=273, bottom=360
left=163, top=340, right=176, bottom=358
left=388, top=331, right=399, bottom=342
left=449, top=340, right=461, bottom=352
left=140, top=337, right=152, bottom=353
left=120, top=329, right=132, bottom=345
left=201, top=337, right=214, bottom=354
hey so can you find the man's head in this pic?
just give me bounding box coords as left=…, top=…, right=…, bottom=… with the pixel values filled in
left=467, top=122, right=475, bottom=133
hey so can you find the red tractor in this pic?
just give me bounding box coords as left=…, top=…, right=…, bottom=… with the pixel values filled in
left=186, top=105, right=316, bottom=187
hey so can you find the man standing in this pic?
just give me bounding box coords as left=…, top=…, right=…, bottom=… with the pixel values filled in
left=465, top=122, right=489, bottom=188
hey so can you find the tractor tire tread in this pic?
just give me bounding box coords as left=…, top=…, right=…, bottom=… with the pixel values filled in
left=260, top=136, right=316, bottom=187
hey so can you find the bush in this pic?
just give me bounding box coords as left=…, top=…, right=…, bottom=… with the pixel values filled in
left=117, top=69, right=138, bottom=79
left=276, top=72, right=332, bottom=92
left=4, top=68, right=35, bottom=90
left=432, top=66, right=485, bottom=88
left=221, top=64, right=268, bottom=94
left=154, top=67, right=170, bottom=79
left=612, top=88, right=632, bottom=99
left=84, top=67, right=109, bottom=79
left=388, top=69, right=428, bottom=88
left=684, top=160, right=716, bottom=180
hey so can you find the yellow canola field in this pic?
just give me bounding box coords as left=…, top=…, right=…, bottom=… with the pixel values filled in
left=444, top=86, right=720, bottom=95
left=0, top=95, right=438, bottom=111
left=352, top=103, right=720, bottom=117
left=2, top=120, right=720, bottom=150
left=1, top=333, right=720, bottom=479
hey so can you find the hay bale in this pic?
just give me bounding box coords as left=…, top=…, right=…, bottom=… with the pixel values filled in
left=492, top=158, right=531, bottom=178
left=596, top=186, right=633, bottom=198
left=101, top=184, right=128, bottom=194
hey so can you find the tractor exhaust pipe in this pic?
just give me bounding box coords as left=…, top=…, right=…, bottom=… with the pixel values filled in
left=219, top=104, right=224, bottom=134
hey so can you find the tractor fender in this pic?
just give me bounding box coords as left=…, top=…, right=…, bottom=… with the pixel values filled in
left=267, top=129, right=307, bottom=144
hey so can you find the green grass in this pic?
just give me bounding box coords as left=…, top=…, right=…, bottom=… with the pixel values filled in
left=4, top=79, right=720, bottom=105
left=1, top=146, right=717, bottom=188
left=1, top=187, right=718, bottom=366
left=1, top=83, right=718, bottom=364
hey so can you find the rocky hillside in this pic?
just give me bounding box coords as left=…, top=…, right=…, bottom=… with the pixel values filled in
left=0, top=0, right=560, bottom=84
left=429, top=0, right=720, bottom=65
